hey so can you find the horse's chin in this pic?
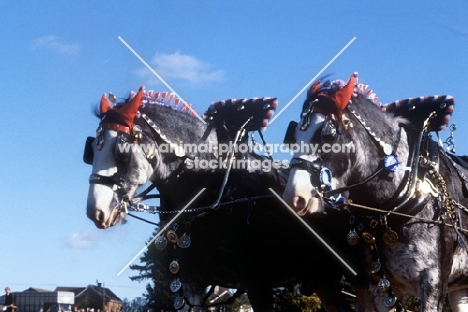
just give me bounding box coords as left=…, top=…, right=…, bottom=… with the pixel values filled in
left=297, top=197, right=322, bottom=216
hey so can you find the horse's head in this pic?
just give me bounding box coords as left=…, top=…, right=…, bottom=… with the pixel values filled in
left=283, top=73, right=407, bottom=215
left=84, top=87, right=155, bottom=228
left=282, top=74, right=356, bottom=215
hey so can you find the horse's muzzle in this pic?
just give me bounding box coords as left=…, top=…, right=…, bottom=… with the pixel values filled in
left=87, top=204, right=124, bottom=229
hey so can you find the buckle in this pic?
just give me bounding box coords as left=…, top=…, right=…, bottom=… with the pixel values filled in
left=135, top=202, right=147, bottom=211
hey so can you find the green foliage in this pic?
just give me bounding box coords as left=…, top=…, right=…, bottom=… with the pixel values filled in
left=129, top=228, right=175, bottom=311
left=273, top=288, right=323, bottom=312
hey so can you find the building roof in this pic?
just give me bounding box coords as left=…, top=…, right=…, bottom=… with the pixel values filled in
left=55, top=287, right=86, bottom=296
left=22, top=287, right=54, bottom=293
left=75, top=285, right=122, bottom=304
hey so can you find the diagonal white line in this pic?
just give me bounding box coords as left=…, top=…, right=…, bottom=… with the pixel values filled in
left=118, top=36, right=206, bottom=124
left=117, top=188, right=206, bottom=276
left=269, top=37, right=356, bottom=124
left=269, top=188, right=357, bottom=276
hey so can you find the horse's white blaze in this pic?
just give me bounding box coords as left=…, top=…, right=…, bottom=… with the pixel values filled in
left=283, top=114, right=325, bottom=213
left=87, top=130, right=120, bottom=228
left=87, top=184, right=116, bottom=228
left=91, top=130, right=119, bottom=175
left=283, top=167, right=321, bottom=214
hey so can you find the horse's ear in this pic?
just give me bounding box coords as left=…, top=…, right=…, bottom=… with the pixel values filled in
left=332, top=73, right=356, bottom=118
left=118, top=86, right=145, bottom=126
left=100, top=94, right=112, bottom=115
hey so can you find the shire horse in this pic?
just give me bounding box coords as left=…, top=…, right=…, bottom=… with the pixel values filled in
left=84, top=87, right=381, bottom=311
left=282, top=72, right=468, bottom=311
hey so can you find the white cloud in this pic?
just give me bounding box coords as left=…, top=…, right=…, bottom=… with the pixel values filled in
left=138, top=51, right=225, bottom=85
left=63, top=229, right=101, bottom=248
left=32, top=35, right=81, bottom=56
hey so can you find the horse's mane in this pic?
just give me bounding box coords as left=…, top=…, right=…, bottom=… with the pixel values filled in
left=139, top=102, right=206, bottom=142
left=305, top=73, right=453, bottom=135
left=96, top=91, right=209, bottom=147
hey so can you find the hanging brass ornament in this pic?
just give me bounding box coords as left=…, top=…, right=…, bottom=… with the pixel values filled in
left=173, top=296, right=185, bottom=310
left=383, top=228, right=399, bottom=245
left=371, top=260, right=381, bottom=274
left=169, top=260, right=180, bottom=274
left=166, top=230, right=178, bottom=243
left=384, top=296, right=397, bottom=307
left=361, top=232, right=375, bottom=244
left=170, top=278, right=182, bottom=293
left=177, top=234, right=191, bottom=248
left=378, top=277, right=391, bottom=293
left=347, top=229, right=359, bottom=245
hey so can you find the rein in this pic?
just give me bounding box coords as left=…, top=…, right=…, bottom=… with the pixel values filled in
left=129, top=194, right=275, bottom=215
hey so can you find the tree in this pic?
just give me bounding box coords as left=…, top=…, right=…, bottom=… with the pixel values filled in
left=130, top=228, right=175, bottom=311
left=121, top=297, right=147, bottom=312
left=273, top=288, right=323, bottom=312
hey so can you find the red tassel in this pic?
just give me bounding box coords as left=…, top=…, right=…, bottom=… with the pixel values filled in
left=100, top=94, right=111, bottom=115
left=118, top=86, right=144, bottom=127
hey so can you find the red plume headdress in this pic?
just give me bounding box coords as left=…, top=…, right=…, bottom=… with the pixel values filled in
left=307, top=73, right=356, bottom=120
left=99, top=86, right=145, bottom=128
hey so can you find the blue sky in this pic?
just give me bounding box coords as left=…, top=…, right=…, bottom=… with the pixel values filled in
left=1, top=0, right=467, bottom=301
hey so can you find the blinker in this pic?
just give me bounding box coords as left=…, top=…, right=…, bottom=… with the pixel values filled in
left=283, top=121, right=298, bottom=145
left=83, top=136, right=95, bottom=165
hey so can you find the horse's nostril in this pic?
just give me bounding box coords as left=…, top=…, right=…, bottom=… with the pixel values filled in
left=96, top=210, right=104, bottom=222
left=294, top=196, right=307, bottom=211
left=87, top=207, right=106, bottom=228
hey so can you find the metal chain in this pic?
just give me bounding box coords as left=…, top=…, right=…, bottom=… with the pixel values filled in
left=425, top=160, right=456, bottom=220
left=344, top=199, right=468, bottom=233
left=129, top=194, right=275, bottom=214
